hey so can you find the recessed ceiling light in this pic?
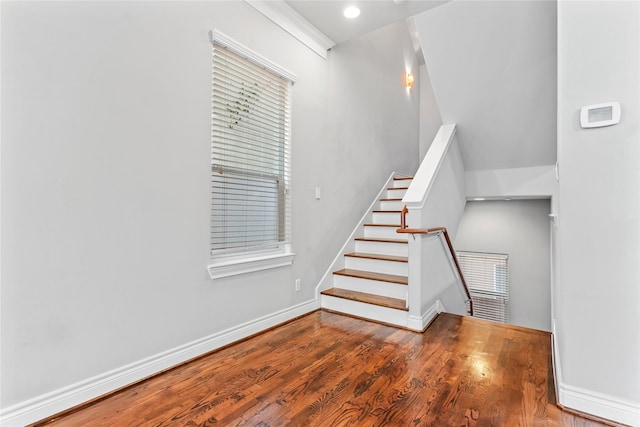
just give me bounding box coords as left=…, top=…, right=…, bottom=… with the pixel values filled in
left=344, top=6, right=361, bottom=19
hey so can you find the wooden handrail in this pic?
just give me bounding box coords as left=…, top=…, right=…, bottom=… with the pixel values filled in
left=396, top=207, right=474, bottom=316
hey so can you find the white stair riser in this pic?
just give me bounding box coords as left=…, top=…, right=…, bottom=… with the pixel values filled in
left=333, top=275, right=407, bottom=300
left=386, top=188, right=407, bottom=199
left=321, top=295, right=408, bottom=327
left=355, top=241, right=408, bottom=257
left=372, top=212, right=402, bottom=224
left=380, top=200, right=404, bottom=210
left=392, top=179, right=412, bottom=189
left=344, top=257, right=408, bottom=276
left=364, top=226, right=407, bottom=240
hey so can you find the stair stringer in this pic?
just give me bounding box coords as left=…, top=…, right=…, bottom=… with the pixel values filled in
left=314, top=172, right=398, bottom=296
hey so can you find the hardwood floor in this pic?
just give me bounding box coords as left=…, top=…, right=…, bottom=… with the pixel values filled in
left=34, top=311, right=614, bottom=426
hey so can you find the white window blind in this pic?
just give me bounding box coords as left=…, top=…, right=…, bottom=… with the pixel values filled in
left=458, top=251, right=509, bottom=324
left=211, top=40, right=292, bottom=256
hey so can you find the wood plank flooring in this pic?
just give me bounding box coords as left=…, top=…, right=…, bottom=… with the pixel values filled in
left=34, top=311, right=614, bottom=427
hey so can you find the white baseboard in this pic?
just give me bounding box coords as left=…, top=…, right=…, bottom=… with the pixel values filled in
left=0, top=299, right=318, bottom=427
left=551, top=318, right=562, bottom=404
left=558, top=383, right=640, bottom=427
left=552, top=319, right=639, bottom=426
left=406, top=299, right=442, bottom=331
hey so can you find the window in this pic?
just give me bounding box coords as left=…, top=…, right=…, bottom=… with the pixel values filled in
left=208, top=31, right=295, bottom=279
left=458, top=251, right=509, bottom=324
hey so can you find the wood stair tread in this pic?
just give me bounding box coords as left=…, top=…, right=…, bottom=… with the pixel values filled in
left=364, top=223, right=402, bottom=227
left=321, top=287, right=408, bottom=311
left=373, top=210, right=402, bottom=213
left=393, top=176, right=413, bottom=180
left=333, top=268, right=408, bottom=285
left=380, top=198, right=403, bottom=201
left=354, top=237, right=407, bottom=244
left=387, top=187, right=409, bottom=190
left=344, top=252, right=408, bottom=263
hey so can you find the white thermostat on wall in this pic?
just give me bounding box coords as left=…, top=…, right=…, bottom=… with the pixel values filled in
left=580, top=101, right=621, bottom=128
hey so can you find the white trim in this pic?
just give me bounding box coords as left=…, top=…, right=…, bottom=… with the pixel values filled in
left=406, top=300, right=443, bottom=331
left=555, top=318, right=638, bottom=426
left=551, top=318, right=562, bottom=403
left=209, top=29, right=297, bottom=83
left=558, top=383, right=640, bottom=427
left=0, top=300, right=318, bottom=426
left=208, top=250, right=295, bottom=279
left=245, top=0, right=335, bottom=60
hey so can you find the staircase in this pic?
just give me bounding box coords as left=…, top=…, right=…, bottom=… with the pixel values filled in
left=320, top=176, right=412, bottom=327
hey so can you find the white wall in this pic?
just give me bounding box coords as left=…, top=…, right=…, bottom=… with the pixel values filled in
left=414, top=0, right=557, bottom=171
left=465, top=165, right=557, bottom=201
left=455, top=200, right=551, bottom=332
left=315, top=19, right=421, bottom=259
left=557, top=1, right=640, bottom=424
left=0, top=1, right=419, bottom=420
left=419, top=64, right=443, bottom=160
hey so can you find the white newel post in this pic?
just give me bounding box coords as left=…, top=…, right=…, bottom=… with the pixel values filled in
left=405, top=203, right=424, bottom=330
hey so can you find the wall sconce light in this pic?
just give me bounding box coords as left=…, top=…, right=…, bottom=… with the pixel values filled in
left=405, top=72, right=414, bottom=88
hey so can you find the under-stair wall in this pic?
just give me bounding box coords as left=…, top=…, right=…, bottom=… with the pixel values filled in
left=403, top=124, right=468, bottom=330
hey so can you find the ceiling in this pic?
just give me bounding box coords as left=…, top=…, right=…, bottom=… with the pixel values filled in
left=285, top=0, right=448, bottom=45
left=283, top=0, right=558, bottom=172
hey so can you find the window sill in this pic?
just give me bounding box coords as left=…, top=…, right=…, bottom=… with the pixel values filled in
left=207, top=251, right=295, bottom=279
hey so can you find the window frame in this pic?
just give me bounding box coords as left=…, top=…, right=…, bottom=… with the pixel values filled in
left=207, top=30, right=295, bottom=280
